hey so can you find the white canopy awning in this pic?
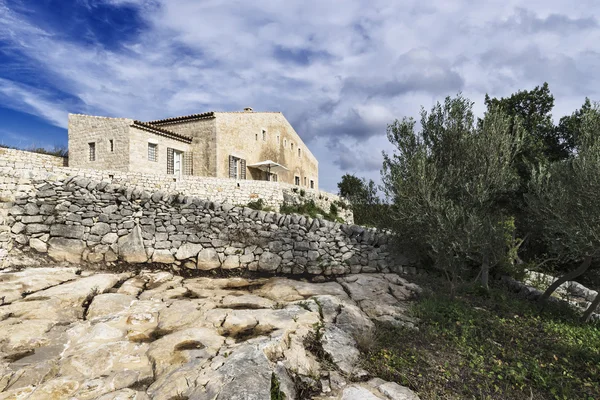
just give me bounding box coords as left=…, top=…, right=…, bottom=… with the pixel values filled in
left=247, top=160, right=288, bottom=174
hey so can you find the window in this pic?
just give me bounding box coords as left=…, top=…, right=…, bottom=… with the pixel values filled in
left=310, top=180, right=314, bottom=189
left=291, top=143, right=294, bottom=150
left=298, top=148, right=301, bottom=158
left=262, top=129, right=266, bottom=141
left=109, top=139, right=114, bottom=152
left=277, top=135, right=280, bottom=144
left=304, top=177, right=307, bottom=186
left=88, top=142, right=95, bottom=161
left=295, top=176, right=300, bottom=185
left=229, top=155, right=246, bottom=179
left=255, top=133, right=258, bottom=141
left=284, top=139, right=287, bottom=148
left=148, top=143, right=157, bottom=162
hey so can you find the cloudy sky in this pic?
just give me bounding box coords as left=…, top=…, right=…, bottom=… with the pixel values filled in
left=1, top=0, right=599, bottom=192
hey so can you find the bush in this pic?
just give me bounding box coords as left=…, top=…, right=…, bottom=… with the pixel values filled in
left=329, top=203, right=338, bottom=216
left=247, top=199, right=265, bottom=210
left=246, top=199, right=274, bottom=212
left=280, top=200, right=343, bottom=223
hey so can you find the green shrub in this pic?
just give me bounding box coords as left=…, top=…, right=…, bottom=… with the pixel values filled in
left=329, top=203, right=338, bottom=216
left=247, top=199, right=265, bottom=210
left=280, top=200, right=343, bottom=223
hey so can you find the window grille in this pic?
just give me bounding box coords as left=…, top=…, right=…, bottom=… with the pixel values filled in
left=167, top=147, right=174, bottom=174
left=183, top=152, right=193, bottom=175
left=148, top=143, right=158, bottom=162
left=88, top=143, right=95, bottom=161
left=295, top=176, right=300, bottom=185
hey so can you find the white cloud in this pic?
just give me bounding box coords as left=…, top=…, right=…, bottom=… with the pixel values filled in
left=1, top=0, right=600, bottom=191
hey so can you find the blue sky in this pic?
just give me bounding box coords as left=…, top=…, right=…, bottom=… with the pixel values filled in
left=1, top=0, right=600, bottom=192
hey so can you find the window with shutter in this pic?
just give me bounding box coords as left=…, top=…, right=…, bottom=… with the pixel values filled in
left=167, top=148, right=174, bottom=174
left=183, top=152, right=193, bottom=175
left=240, top=159, right=246, bottom=179
left=229, top=155, right=236, bottom=178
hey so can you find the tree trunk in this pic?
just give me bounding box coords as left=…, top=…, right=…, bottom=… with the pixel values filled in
left=582, top=291, right=600, bottom=323
left=538, top=256, right=592, bottom=303
left=481, top=256, right=490, bottom=291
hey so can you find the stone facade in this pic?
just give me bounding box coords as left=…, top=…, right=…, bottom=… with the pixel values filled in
left=6, top=175, right=410, bottom=276
left=69, top=115, right=193, bottom=176
left=0, top=148, right=351, bottom=222
left=70, top=109, right=319, bottom=189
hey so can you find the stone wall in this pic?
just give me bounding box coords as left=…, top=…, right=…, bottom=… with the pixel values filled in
left=6, top=176, right=409, bottom=276
left=0, top=147, right=66, bottom=168
left=0, top=149, right=352, bottom=222
left=68, top=114, right=132, bottom=172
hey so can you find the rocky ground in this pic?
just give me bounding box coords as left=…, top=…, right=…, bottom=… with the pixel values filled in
left=0, top=267, right=422, bottom=400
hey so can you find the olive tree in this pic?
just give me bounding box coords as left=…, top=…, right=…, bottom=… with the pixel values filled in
left=382, top=95, right=523, bottom=289
left=527, top=105, right=600, bottom=321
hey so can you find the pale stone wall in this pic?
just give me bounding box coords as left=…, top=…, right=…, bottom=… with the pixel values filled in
left=151, top=118, right=217, bottom=177
left=215, top=112, right=319, bottom=189
left=128, top=126, right=192, bottom=175
left=0, top=149, right=351, bottom=222
left=68, top=114, right=131, bottom=172
left=0, top=147, right=66, bottom=167
left=6, top=177, right=408, bottom=276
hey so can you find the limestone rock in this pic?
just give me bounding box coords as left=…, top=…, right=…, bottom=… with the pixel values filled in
left=258, top=251, right=282, bottom=271
left=118, top=225, right=147, bottom=263
left=29, top=237, right=48, bottom=253
left=222, top=255, right=240, bottom=269
left=90, top=222, right=111, bottom=236
left=152, top=249, right=175, bottom=264
left=377, top=381, right=421, bottom=400
left=175, top=242, right=203, bottom=260
left=197, top=248, right=220, bottom=270
left=48, top=237, right=86, bottom=263
left=341, top=385, right=382, bottom=400
left=50, top=224, right=85, bottom=239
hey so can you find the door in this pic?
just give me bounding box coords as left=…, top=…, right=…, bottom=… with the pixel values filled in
left=173, top=150, right=183, bottom=178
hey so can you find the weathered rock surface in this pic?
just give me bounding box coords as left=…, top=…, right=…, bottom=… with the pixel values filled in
left=0, top=269, right=421, bottom=399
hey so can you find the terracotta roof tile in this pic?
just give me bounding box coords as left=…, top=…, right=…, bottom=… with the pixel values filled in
left=147, top=110, right=283, bottom=125
left=131, top=120, right=192, bottom=143
left=146, top=112, right=216, bottom=125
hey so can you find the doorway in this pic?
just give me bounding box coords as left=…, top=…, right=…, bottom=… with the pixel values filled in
left=173, top=150, right=183, bottom=178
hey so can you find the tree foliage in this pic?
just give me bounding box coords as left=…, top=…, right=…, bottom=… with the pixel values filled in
left=526, top=104, right=600, bottom=319
left=337, top=174, right=386, bottom=227
left=382, top=95, right=523, bottom=288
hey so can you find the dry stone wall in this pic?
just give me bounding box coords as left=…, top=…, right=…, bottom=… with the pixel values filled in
left=6, top=176, right=411, bottom=276
left=0, top=148, right=352, bottom=223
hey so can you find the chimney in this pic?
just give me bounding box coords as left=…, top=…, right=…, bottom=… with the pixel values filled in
left=243, top=107, right=253, bottom=112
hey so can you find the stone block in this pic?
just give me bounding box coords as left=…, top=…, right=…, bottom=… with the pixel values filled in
left=50, top=224, right=84, bottom=239
left=29, top=238, right=48, bottom=253
left=197, top=248, right=220, bottom=270
left=175, top=243, right=203, bottom=260
left=258, top=252, right=282, bottom=271
left=48, top=238, right=85, bottom=263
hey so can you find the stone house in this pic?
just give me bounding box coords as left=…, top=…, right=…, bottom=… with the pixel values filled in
left=68, top=108, right=319, bottom=189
